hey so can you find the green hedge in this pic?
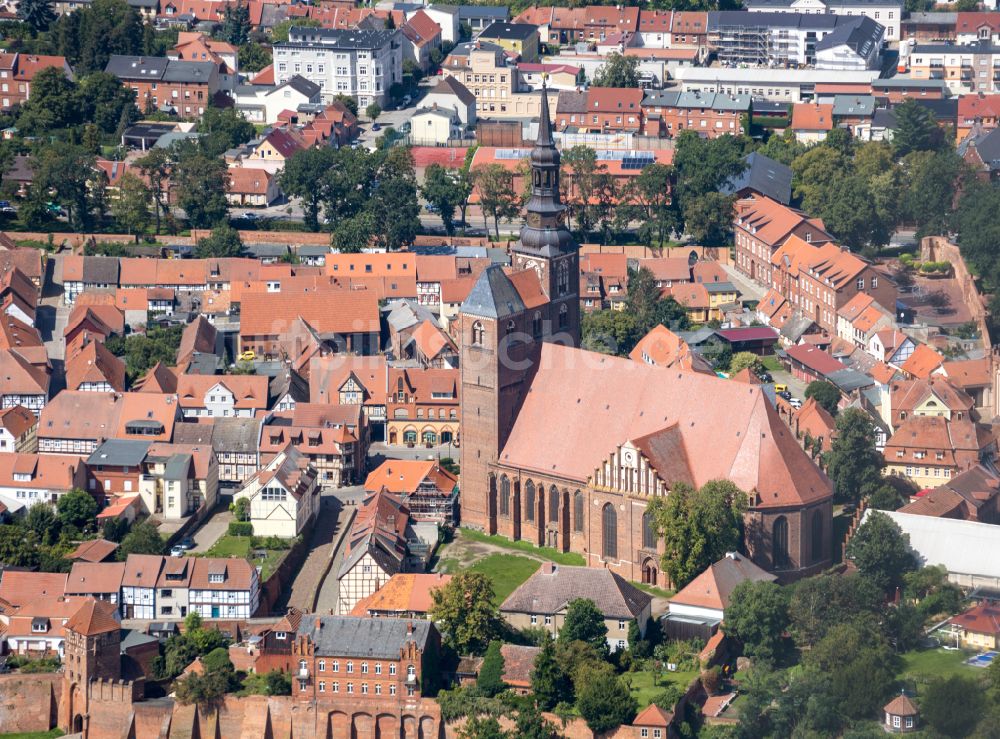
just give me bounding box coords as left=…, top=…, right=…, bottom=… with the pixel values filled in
left=227, top=521, right=253, bottom=537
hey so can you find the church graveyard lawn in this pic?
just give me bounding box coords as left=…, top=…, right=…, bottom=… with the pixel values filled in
left=457, top=528, right=586, bottom=566
left=436, top=552, right=541, bottom=603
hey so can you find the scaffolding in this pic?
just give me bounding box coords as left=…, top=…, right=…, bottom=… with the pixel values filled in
left=710, top=22, right=795, bottom=67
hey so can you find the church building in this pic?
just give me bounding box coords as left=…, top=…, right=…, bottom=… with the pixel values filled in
left=458, top=86, right=833, bottom=585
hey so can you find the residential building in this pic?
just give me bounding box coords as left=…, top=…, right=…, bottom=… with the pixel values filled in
left=0, top=53, right=73, bottom=110
left=0, top=405, right=36, bottom=453
left=673, top=64, right=881, bottom=103
left=421, top=75, right=477, bottom=126
left=884, top=694, right=920, bottom=734
left=0, top=349, right=48, bottom=414
left=722, top=151, right=794, bottom=205
left=138, top=442, right=218, bottom=519
left=212, top=417, right=261, bottom=489
left=869, top=328, right=916, bottom=366
left=336, top=490, right=421, bottom=615
left=364, top=459, right=459, bottom=526
left=458, top=5, right=509, bottom=33
left=65, top=339, right=126, bottom=393
left=259, top=404, right=362, bottom=488
left=290, top=616, right=441, bottom=701
left=883, top=415, right=996, bottom=488
left=907, top=41, right=1000, bottom=95
left=898, top=464, right=1000, bottom=523
left=105, top=55, right=221, bottom=119
left=477, top=22, right=539, bottom=62
left=401, top=10, right=443, bottom=71
left=169, top=31, right=237, bottom=91
left=664, top=552, right=776, bottom=639
left=947, top=603, right=1000, bottom=649
left=176, top=375, right=269, bottom=419
left=500, top=563, right=653, bottom=651
left=38, top=392, right=179, bottom=455
left=234, top=446, right=320, bottom=538
left=744, top=0, right=902, bottom=42
left=349, top=573, right=452, bottom=618
left=641, top=89, right=750, bottom=138
left=227, top=168, right=280, bottom=207
left=629, top=325, right=715, bottom=374
left=273, top=27, right=403, bottom=108
left=187, top=557, right=260, bottom=620
left=836, top=292, right=894, bottom=348
left=121, top=554, right=164, bottom=619
left=65, top=562, right=127, bottom=606
left=791, top=102, right=835, bottom=143
left=85, top=438, right=150, bottom=498
left=733, top=195, right=833, bottom=291
left=440, top=42, right=553, bottom=120
left=234, top=75, right=323, bottom=124
left=409, top=106, right=463, bottom=145
left=708, top=11, right=884, bottom=68
left=385, top=367, right=459, bottom=448
left=0, top=452, right=88, bottom=511
left=556, top=87, right=644, bottom=134
left=308, top=355, right=388, bottom=438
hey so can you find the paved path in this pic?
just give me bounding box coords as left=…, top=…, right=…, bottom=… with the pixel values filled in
left=286, top=495, right=352, bottom=613
left=314, top=500, right=358, bottom=614
left=191, top=508, right=233, bottom=552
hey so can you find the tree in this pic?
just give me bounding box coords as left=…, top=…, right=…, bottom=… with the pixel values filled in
left=334, top=94, right=359, bottom=117
left=648, top=480, right=747, bottom=590
left=473, top=164, right=520, bottom=239
left=196, top=224, right=243, bottom=258
left=55, top=0, right=144, bottom=74
left=458, top=716, right=509, bottom=739
left=575, top=664, right=638, bottom=733
left=429, top=571, right=505, bottom=655
left=788, top=573, right=883, bottom=646
left=803, top=620, right=895, bottom=720
left=724, top=580, right=789, bottom=661
left=846, top=511, right=916, bottom=593
left=728, top=351, right=762, bottom=376
left=18, top=0, right=55, bottom=32
left=561, top=145, right=600, bottom=235
left=175, top=670, right=230, bottom=707
left=558, top=599, right=609, bottom=653
left=265, top=669, right=292, bottom=696
left=824, top=408, right=885, bottom=503
left=25, top=503, right=60, bottom=546
left=57, top=489, right=99, bottom=531
left=901, top=150, right=965, bottom=237
left=238, top=42, right=271, bottom=73
left=628, top=163, right=678, bottom=247
left=673, top=131, right=748, bottom=232
left=531, top=638, right=572, bottom=710
left=477, top=640, right=507, bottom=696
left=111, top=172, right=152, bottom=238
left=280, top=147, right=336, bottom=231
left=581, top=309, right=639, bottom=356
left=19, top=68, right=80, bottom=133
left=591, top=52, right=640, bottom=88
left=136, top=147, right=171, bottom=234
left=367, top=148, right=421, bottom=250
left=921, top=675, right=983, bottom=737
left=804, top=380, right=841, bottom=415
left=172, top=151, right=229, bottom=228
left=32, top=143, right=97, bottom=231
left=270, top=17, right=321, bottom=43
left=893, top=98, right=944, bottom=157
left=421, top=163, right=464, bottom=235
left=76, top=71, right=139, bottom=135
left=199, top=107, right=256, bottom=157
left=117, top=519, right=165, bottom=558
left=684, top=192, right=736, bottom=245
left=221, top=0, right=251, bottom=46
left=365, top=103, right=382, bottom=120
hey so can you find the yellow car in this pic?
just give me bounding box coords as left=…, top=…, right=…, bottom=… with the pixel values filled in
left=238, top=350, right=256, bottom=362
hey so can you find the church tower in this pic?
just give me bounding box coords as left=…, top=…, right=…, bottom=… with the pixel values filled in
left=459, top=82, right=581, bottom=532
left=510, top=83, right=580, bottom=346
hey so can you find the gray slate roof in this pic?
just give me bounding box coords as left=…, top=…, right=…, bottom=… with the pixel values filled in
left=212, top=417, right=262, bottom=453
left=721, top=151, right=791, bottom=205
left=814, top=15, right=883, bottom=55
left=500, top=564, right=652, bottom=620
left=87, top=439, right=151, bottom=467
left=461, top=265, right=526, bottom=319
left=82, top=255, right=121, bottom=284
left=832, top=94, right=876, bottom=117
left=297, top=616, right=433, bottom=658
left=278, top=75, right=322, bottom=99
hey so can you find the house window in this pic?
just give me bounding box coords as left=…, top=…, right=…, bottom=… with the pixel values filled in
left=544, top=615, right=552, bottom=625
left=318, top=660, right=325, bottom=671
left=389, top=664, right=396, bottom=675
left=275, top=631, right=287, bottom=640
left=530, top=615, right=538, bottom=625
left=347, top=661, right=353, bottom=673
left=857, top=278, right=865, bottom=290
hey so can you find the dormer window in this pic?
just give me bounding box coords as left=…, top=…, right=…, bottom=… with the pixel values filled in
left=208, top=573, right=225, bottom=584
left=275, top=631, right=287, bottom=640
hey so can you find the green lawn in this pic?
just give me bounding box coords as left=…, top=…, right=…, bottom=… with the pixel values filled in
left=898, top=647, right=977, bottom=684
left=437, top=552, right=541, bottom=603
left=625, top=667, right=699, bottom=709
left=634, top=582, right=675, bottom=599
left=0, top=730, right=65, bottom=739
left=199, top=536, right=288, bottom=581
left=760, top=355, right=783, bottom=373
left=459, top=528, right=586, bottom=566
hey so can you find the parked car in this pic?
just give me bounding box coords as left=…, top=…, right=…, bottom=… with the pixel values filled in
left=778, top=390, right=792, bottom=401
left=789, top=397, right=802, bottom=410
left=242, top=212, right=258, bottom=220
left=169, top=545, right=186, bottom=557
left=757, top=371, right=773, bottom=384
left=238, top=349, right=256, bottom=362
left=372, top=122, right=382, bottom=131
left=178, top=536, right=195, bottom=550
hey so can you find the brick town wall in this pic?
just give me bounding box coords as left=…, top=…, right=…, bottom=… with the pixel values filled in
left=920, top=235, right=992, bottom=353
left=257, top=520, right=313, bottom=615
left=0, top=673, right=61, bottom=733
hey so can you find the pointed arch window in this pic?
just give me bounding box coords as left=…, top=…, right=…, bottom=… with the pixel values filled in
left=773, top=516, right=789, bottom=569
left=573, top=491, right=584, bottom=532
left=532, top=311, right=542, bottom=338
left=558, top=303, right=568, bottom=329
left=557, top=261, right=570, bottom=296
left=642, top=511, right=657, bottom=549
left=602, top=503, right=617, bottom=559
left=525, top=481, right=536, bottom=522
left=548, top=486, right=559, bottom=523
left=499, top=475, right=510, bottom=517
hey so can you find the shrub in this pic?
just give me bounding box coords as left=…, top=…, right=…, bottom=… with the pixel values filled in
left=228, top=521, right=253, bottom=537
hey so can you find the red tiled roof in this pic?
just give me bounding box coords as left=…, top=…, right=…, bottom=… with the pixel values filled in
left=791, top=103, right=834, bottom=131
left=785, top=343, right=847, bottom=376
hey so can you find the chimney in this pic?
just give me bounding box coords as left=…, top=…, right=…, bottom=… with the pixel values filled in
left=407, top=621, right=414, bottom=636
left=315, top=618, right=322, bottom=629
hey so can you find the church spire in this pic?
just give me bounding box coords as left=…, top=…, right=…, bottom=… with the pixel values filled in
left=536, top=80, right=554, bottom=149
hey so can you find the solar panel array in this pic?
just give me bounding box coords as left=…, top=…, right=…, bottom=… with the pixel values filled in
left=619, top=152, right=656, bottom=170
